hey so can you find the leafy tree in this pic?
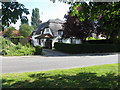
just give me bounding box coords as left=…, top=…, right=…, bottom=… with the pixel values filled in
left=63, top=14, right=93, bottom=41
left=0, top=23, right=4, bottom=31
left=1, top=1, right=29, bottom=27
left=31, top=8, right=42, bottom=29
left=19, top=24, right=34, bottom=37
left=21, top=16, right=29, bottom=25
left=51, top=0, right=120, bottom=43
left=4, top=26, right=16, bottom=37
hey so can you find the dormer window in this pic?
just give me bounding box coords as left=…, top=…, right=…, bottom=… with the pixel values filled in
left=58, top=29, right=63, bottom=36
left=45, top=28, right=50, bottom=32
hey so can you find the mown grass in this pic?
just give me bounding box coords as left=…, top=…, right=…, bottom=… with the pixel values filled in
left=2, top=63, right=119, bottom=89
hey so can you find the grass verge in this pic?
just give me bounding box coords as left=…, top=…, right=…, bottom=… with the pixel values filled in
left=2, top=63, right=119, bottom=88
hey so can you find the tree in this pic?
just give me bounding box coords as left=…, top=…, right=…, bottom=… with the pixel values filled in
left=19, top=24, right=34, bottom=37
left=4, top=26, right=16, bottom=37
left=2, top=1, right=29, bottom=27
left=63, top=14, right=93, bottom=41
left=51, top=0, right=120, bottom=43
left=31, top=8, right=42, bottom=29
left=21, top=16, right=29, bottom=25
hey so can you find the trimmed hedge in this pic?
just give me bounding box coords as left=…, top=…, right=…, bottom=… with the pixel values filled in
left=54, top=42, right=120, bottom=54
left=84, top=39, right=113, bottom=44
left=34, top=45, right=42, bottom=55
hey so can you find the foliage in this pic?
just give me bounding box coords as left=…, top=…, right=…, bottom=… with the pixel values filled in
left=63, top=14, right=94, bottom=41
left=9, top=36, right=24, bottom=45
left=86, top=37, right=102, bottom=40
left=34, top=45, right=42, bottom=55
left=2, top=2, right=29, bottom=27
left=84, top=39, right=113, bottom=44
left=3, top=26, right=16, bottom=37
left=2, top=63, right=119, bottom=88
left=21, top=16, right=29, bottom=25
left=10, top=36, right=24, bottom=38
left=0, top=37, right=15, bottom=50
left=0, top=23, right=4, bottom=31
left=54, top=42, right=120, bottom=54
left=1, top=38, right=35, bottom=56
left=51, top=0, right=120, bottom=43
left=19, top=24, right=34, bottom=37
left=31, top=8, right=42, bottom=29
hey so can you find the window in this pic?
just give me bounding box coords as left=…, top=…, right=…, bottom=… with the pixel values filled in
left=58, top=30, right=63, bottom=36
left=58, top=38, right=62, bottom=42
left=45, top=28, right=49, bottom=32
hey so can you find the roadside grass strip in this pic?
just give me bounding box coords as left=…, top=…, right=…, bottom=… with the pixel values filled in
left=2, top=63, right=119, bottom=88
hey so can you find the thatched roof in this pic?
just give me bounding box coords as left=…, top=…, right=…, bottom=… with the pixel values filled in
left=47, top=18, right=66, bottom=24
left=35, top=18, right=65, bottom=36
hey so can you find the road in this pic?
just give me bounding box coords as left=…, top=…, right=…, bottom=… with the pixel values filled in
left=1, top=53, right=118, bottom=73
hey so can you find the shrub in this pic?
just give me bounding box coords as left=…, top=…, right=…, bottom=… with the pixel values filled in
left=3, top=26, right=16, bottom=37
left=1, top=38, right=36, bottom=56
left=10, top=36, right=24, bottom=45
left=34, top=45, right=42, bottom=55
left=10, top=36, right=24, bottom=38
left=0, top=38, right=15, bottom=49
left=54, top=42, right=120, bottom=54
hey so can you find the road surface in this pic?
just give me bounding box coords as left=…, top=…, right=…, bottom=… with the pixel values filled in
left=1, top=53, right=119, bottom=73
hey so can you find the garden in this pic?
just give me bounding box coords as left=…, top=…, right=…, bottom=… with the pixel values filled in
left=1, top=1, right=120, bottom=89
left=0, top=38, right=42, bottom=56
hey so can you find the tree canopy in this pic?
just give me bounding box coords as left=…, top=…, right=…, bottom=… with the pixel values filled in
left=3, top=26, right=16, bottom=37
left=51, top=0, right=120, bottom=43
left=31, top=8, right=42, bottom=29
left=2, top=1, right=29, bottom=27
left=19, top=24, right=34, bottom=37
left=63, top=14, right=93, bottom=40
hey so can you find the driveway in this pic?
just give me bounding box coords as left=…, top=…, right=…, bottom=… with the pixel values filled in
left=1, top=52, right=119, bottom=73
left=42, top=49, right=70, bottom=56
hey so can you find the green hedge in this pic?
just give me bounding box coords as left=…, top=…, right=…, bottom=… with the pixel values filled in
left=84, top=39, right=113, bottom=44
left=10, top=36, right=24, bottom=45
left=54, top=42, right=120, bottom=54
left=34, top=45, right=42, bottom=55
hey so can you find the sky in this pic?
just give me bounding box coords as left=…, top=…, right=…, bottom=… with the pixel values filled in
left=11, top=0, right=70, bottom=30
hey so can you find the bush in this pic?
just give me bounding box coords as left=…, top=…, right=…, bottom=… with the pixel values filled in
left=10, top=36, right=24, bottom=45
left=34, top=45, right=42, bottom=55
left=1, top=38, right=36, bottom=56
left=10, top=36, right=24, bottom=38
left=0, top=38, right=15, bottom=49
left=54, top=42, right=120, bottom=54
left=2, top=43, right=35, bottom=56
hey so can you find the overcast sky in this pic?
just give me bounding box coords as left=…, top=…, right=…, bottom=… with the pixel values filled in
left=11, top=0, right=70, bottom=30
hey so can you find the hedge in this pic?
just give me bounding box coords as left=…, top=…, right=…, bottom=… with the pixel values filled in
left=34, top=45, right=42, bottom=55
left=10, top=36, right=24, bottom=45
left=84, top=39, right=113, bottom=44
left=54, top=42, right=120, bottom=54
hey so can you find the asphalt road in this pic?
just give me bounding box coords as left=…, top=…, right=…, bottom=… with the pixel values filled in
left=1, top=53, right=118, bottom=73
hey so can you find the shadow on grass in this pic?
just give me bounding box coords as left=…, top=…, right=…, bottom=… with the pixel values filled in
left=2, top=72, right=119, bottom=89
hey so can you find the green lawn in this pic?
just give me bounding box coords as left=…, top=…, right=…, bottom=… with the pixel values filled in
left=2, top=63, right=119, bottom=88
left=86, top=37, right=103, bottom=40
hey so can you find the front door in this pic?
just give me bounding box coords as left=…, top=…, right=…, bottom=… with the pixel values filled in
left=45, top=39, right=52, bottom=49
